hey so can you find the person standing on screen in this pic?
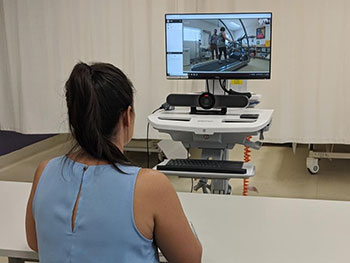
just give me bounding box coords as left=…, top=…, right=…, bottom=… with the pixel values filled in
left=218, top=27, right=232, bottom=62
left=25, top=62, right=202, bottom=263
left=209, top=29, right=219, bottom=60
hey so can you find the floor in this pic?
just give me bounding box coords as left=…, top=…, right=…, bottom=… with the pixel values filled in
left=1, top=137, right=350, bottom=262
left=237, top=58, right=269, bottom=72
left=165, top=144, right=350, bottom=200
left=183, top=57, right=269, bottom=72
left=183, top=54, right=270, bottom=71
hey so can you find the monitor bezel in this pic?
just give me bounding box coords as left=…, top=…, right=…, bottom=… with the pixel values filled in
left=165, top=12, right=272, bottom=80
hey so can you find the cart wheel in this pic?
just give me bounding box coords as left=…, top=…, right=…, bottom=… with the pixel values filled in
left=307, top=165, right=319, bottom=174
left=306, top=157, right=320, bottom=175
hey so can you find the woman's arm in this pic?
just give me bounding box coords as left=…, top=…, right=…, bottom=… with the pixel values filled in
left=222, top=32, right=233, bottom=42
left=141, top=170, right=202, bottom=263
left=25, top=160, right=49, bottom=252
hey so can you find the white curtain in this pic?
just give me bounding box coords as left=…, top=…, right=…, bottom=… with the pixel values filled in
left=1, top=0, right=350, bottom=144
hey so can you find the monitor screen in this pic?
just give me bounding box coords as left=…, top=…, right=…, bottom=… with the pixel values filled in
left=165, top=13, right=272, bottom=79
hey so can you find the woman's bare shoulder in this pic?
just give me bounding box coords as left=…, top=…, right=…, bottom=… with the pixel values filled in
left=34, top=160, right=51, bottom=181
left=137, top=168, right=171, bottom=185
left=136, top=168, right=175, bottom=198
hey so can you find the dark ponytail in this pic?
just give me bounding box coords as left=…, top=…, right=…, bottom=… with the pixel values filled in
left=65, top=62, right=134, bottom=172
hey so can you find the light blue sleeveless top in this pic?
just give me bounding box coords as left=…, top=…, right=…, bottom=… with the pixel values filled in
left=32, top=156, right=159, bottom=263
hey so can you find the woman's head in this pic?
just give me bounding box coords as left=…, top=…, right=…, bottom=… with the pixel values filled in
left=65, top=62, right=134, bottom=168
left=220, top=27, right=225, bottom=32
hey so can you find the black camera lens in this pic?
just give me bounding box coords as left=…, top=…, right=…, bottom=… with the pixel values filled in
left=199, top=92, right=215, bottom=109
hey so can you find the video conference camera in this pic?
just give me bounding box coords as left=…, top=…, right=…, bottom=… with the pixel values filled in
left=166, top=93, right=249, bottom=115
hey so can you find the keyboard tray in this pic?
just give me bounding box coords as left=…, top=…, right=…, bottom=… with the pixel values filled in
left=156, top=159, right=255, bottom=179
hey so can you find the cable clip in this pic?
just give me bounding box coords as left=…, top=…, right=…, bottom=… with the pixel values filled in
left=243, top=139, right=263, bottom=150
left=259, top=130, right=264, bottom=140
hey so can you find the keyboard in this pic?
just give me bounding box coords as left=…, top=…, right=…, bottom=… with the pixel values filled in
left=157, top=159, right=246, bottom=174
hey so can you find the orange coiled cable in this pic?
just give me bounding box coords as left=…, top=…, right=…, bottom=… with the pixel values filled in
left=243, top=136, right=252, bottom=196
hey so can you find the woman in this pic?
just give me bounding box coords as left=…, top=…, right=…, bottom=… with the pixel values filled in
left=217, top=27, right=232, bottom=62
left=25, top=62, right=202, bottom=263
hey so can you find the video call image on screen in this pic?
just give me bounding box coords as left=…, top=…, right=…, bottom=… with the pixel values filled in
left=166, top=13, right=272, bottom=79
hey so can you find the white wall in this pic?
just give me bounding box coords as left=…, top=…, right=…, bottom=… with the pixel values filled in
left=230, top=20, right=271, bottom=47
left=256, top=25, right=271, bottom=46
left=183, top=20, right=219, bottom=59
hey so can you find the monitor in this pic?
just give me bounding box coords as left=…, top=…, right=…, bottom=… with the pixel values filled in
left=165, top=13, right=272, bottom=79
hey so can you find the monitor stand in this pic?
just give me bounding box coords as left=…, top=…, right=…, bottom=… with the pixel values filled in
left=206, top=79, right=226, bottom=95
left=206, top=79, right=250, bottom=96
left=190, top=107, right=227, bottom=115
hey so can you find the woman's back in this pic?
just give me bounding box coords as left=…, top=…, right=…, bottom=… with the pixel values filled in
left=217, top=32, right=226, bottom=47
left=26, top=62, right=202, bottom=263
left=33, top=156, right=158, bottom=263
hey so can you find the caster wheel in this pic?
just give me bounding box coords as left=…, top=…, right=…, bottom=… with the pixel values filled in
left=308, top=165, right=320, bottom=174
left=306, top=157, right=320, bottom=175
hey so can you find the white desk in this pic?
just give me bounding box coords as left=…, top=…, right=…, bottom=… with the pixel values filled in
left=179, top=193, right=350, bottom=263
left=0, top=182, right=37, bottom=262
left=1, top=181, right=350, bottom=263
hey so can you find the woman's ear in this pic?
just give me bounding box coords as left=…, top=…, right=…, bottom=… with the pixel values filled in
left=123, top=106, right=133, bottom=127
